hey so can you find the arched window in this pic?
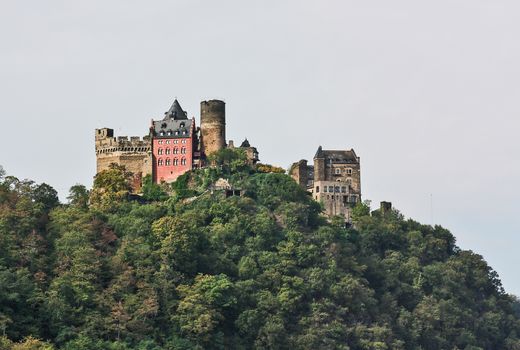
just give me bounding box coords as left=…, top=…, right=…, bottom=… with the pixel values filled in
left=165, top=148, right=171, bottom=155
left=158, top=148, right=163, bottom=155
left=158, top=159, right=163, bottom=166
left=181, top=147, right=186, bottom=154
left=173, top=158, right=178, bottom=166
left=181, top=158, right=186, bottom=165
left=165, top=158, right=171, bottom=166
left=173, top=147, right=178, bottom=154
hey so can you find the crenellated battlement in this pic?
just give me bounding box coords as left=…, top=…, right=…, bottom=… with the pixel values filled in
left=95, top=129, right=151, bottom=155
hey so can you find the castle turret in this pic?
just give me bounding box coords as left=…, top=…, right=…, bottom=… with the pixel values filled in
left=200, top=100, right=226, bottom=157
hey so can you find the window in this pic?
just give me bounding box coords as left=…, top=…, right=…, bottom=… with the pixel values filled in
left=173, top=147, right=178, bottom=154
left=181, top=158, right=186, bottom=165
left=341, top=186, right=346, bottom=193
left=181, top=147, right=186, bottom=154
left=174, top=140, right=178, bottom=144
left=158, top=140, right=163, bottom=144
left=180, top=122, right=185, bottom=128
left=316, top=186, right=320, bottom=193
left=324, top=186, right=327, bottom=193
left=334, top=186, right=340, bottom=193
left=173, top=158, right=178, bottom=166
left=158, top=148, right=163, bottom=155
left=165, top=158, right=171, bottom=166
left=165, top=148, right=171, bottom=155
left=158, top=159, right=163, bottom=166
left=347, top=168, right=353, bottom=175
left=166, top=140, right=170, bottom=144
left=160, top=131, right=165, bottom=136
left=335, top=168, right=341, bottom=174
left=328, top=186, right=333, bottom=193
left=182, top=139, right=186, bottom=144
left=167, top=131, right=172, bottom=136
left=183, top=130, right=187, bottom=135
left=175, top=131, right=179, bottom=135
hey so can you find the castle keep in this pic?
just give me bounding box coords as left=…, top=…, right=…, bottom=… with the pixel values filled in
left=95, top=98, right=258, bottom=189
left=290, top=146, right=361, bottom=223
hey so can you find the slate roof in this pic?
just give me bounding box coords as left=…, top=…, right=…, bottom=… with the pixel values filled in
left=314, top=146, right=359, bottom=163
left=151, top=99, right=193, bottom=137
left=240, top=138, right=251, bottom=148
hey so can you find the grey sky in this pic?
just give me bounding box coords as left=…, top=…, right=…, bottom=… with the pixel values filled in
left=1, top=1, right=519, bottom=294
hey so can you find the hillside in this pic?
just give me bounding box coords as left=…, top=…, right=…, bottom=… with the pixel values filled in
left=0, top=156, right=519, bottom=350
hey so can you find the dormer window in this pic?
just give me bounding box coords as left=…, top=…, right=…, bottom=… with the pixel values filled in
left=160, top=131, right=165, bottom=136
left=175, top=131, right=179, bottom=135
left=180, top=122, right=185, bottom=128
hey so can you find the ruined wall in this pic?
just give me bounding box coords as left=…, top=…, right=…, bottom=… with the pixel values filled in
left=289, top=160, right=309, bottom=188
left=200, top=100, right=226, bottom=156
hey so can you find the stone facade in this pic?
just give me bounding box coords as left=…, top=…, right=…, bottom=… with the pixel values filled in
left=291, top=146, right=361, bottom=223
left=200, top=100, right=226, bottom=158
left=94, top=128, right=152, bottom=192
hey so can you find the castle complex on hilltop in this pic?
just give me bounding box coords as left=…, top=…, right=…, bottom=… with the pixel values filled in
left=95, top=99, right=258, bottom=190
left=95, top=97, right=362, bottom=223
left=290, top=147, right=362, bottom=222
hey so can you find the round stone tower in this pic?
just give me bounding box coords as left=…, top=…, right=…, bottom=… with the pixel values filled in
left=200, top=100, right=226, bottom=156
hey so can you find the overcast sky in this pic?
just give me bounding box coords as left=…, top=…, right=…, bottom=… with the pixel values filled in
left=1, top=0, right=519, bottom=294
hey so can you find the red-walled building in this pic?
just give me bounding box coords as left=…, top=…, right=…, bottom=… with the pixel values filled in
left=150, top=99, right=198, bottom=183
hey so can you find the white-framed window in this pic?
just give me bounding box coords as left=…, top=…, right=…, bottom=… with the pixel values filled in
left=158, top=148, right=163, bottom=155
left=158, top=159, right=163, bottom=166
left=173, top=147, right=178, bottom=154
left=165, top=158, right=171, bottom=166
left=158, top=140, right=163, bottom=144
left=173, top=158, right=178, bottom=166
left=335, top=168, right=341, bottom=174
left=166, top=140, right=170, bottom=144
left=181, top=158, right=186, bottom=165
left=181, top=147, right=186, bottom=154
left=174, top=140, right=179, bottom=144
left=165, top=148, right=171, bottom=155
left=182, top=139, right=187, bottom=144
left=347, top=168, right=353, bottom=175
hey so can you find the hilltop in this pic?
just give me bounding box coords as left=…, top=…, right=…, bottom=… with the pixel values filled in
left=0, top=153, right=519, bottom=350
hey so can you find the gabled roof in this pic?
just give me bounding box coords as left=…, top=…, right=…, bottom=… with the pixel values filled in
left=164, top=99, right=188, bottom=120
left=314, top=146, right=359, bottom=163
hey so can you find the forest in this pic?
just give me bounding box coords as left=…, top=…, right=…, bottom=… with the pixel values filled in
left=1, top=150, right=519, bottom=349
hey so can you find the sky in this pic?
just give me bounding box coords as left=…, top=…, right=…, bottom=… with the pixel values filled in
left=1, top=0, right=519, bottom=294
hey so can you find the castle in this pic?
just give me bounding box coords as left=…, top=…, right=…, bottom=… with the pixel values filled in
left=95, top=99, right=258, bottom=191
left=290, top=147, right=362, bottom=223
left=95, top=97, right=361, bottom=223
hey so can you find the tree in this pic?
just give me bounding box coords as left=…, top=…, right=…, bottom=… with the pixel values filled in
left=67, top=184, right=89, bottom=209
left=90, top=164, right=133, bottom=209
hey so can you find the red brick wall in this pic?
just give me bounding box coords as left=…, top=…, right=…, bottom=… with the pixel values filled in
left=152, top=136, right=193, bottom=183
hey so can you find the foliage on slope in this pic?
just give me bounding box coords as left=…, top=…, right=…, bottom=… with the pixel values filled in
left=0, top=159, right=519, bottom=350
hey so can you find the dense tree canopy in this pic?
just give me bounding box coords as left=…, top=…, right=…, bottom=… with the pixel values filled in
left=0, top=159, right=519, bottom=349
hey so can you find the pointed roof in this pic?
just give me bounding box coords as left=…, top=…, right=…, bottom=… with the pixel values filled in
left=164, top=99, right=188, bottom=120
left=240, top=138, right=251, bottom=148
